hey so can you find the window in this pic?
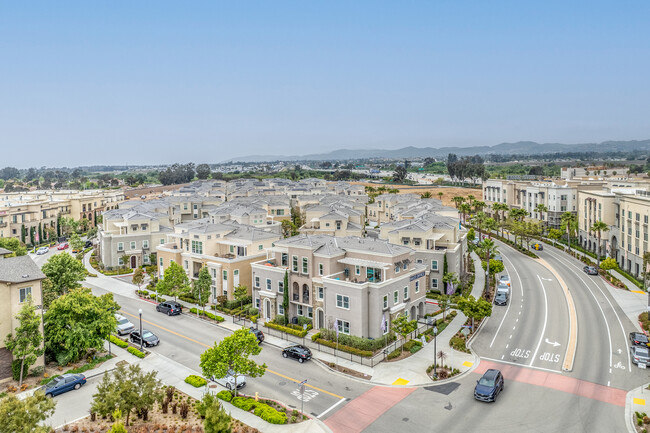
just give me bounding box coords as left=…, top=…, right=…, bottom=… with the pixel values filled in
left=403, top=262, right=407, bottom=270
left=143, top=240, right=149, bottom=249
left=222, top=270, right=228, bottom=280
left=159, top=257, right=163, bottom=267
left=355, top=265, right=360, bottom=275
left=319, top=263, right=323, bottom=276
left=281, top=253, right=288, bottom=266
left=118, top=257, right=124, bottom=266
left=394, top=291, right=399, bottom=303
left=383, top=295, right=388, bottom=309
left=130, top=241, right=136, bottom=250
left=117, top=242, right=124, bottom=252
left=318, top=287, right=324, bottom=300
left=258, top=244, right=263, bottom=250
left=394, top=264, right=400, bottom=273
left=278, top=303, right=284, bottom=315
left=302, top=257, right=308, bottom=274
left=415, top=281, right=420, bottom=293
left=191, top=240, right=203, bottom=254
left=431, top=260, right=438, bottom=271
left=336, top=294, right=350, bottom=309
left=308, top=307, right=313, bottom=318
left=336, top=320, right=350, bottom=335
left=255, top=276, right=260, bottom=288
left=292, top=256, right=298, bottom=272
left=255, top=298, right=260, bottom=308
left=266, top=278, right=271, bottom=290
left=160, top=238, right=165, bottom=245
left=403, top=286, right=409, bottom=299
left=278, top=281, right=284, bottom=293
left=297, top=305, right=303, bottom=316
left=432, top=278, right=438, bottom=289
left=183, top=260, right=188, bottom=269
left=19, top=287, right=32, bottom=303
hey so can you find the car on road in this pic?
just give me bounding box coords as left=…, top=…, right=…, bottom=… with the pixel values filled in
left=36, top=246, right=49, bottom=255
left=156, top=301, right=183, bottom=316
left=497, top=283, right=510, bottom=295
left=43, top=373, right=86, bottom=397
left=499, top=275, right=510, bottom=285
left=211, top=370, right=246, bottom=390
left=57, top=242, right=69, bottom=250
left=130, top=329, right=160, bottom=347
left=492, top=255, right=503, bottom=262
left=84, top=240, right=93, bottom=248
left=474, top=369, right=504, bottom=402
left=494, top=291, right=508, bottom=306
left=583, top=265, right=599, bottom=275
left=630, top=332, right=649, bottom=347
left=115, top=314, right=135, bottom=335
left=249, top=326, right=264, bottom=344
left=282, top=345, right=312, bottom=363
left=531, top=243, right=543, bottom=251
left=631, top=346, right=650, bottom=367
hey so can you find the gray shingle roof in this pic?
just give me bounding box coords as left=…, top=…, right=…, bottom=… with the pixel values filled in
left=0, top=256, right=45, bottom=283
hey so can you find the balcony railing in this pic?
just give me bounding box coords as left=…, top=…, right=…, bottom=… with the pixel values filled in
left=0, top=222, right=6, bottom=228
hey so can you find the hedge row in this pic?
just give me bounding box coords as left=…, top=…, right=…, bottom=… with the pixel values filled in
left=109, top=335, right=129, bottom=348
left=189, top=307, right=225, bottom=322
left=184, top=375, right=207, bottom=388
left=127, top=347, right=145, bottom=358
left=311, top=334, right=373, bottom=357
left=217, top=392, right=287, bottom=424
left=264, top=322, right=308, bottom=338
left=316, top=329, right=395, bottom=352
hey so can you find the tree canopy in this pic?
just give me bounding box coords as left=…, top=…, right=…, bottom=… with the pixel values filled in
left=42, top=252, right=87, bottom=296
left=156, top=261, right=190, bottom=300
left=4, top=297, right=43, bottom=385
left=0, top=391, right=56, bottom=433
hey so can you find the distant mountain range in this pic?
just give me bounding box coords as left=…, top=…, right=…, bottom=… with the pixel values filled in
left=224, top=139, right=650, bottom=163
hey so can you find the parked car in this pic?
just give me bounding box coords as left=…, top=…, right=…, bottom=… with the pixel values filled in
left=583, top=265, right=598, bottom=275
left=43, top=373, right=86, bottom=397
left=497, top=283, right=510, bottom=296
left=115, top=313, right=135, bottom=335
left=282, top=345, right=312, bottom=363
left=249, top=327, right=264, bottom=344
left=36, top=246, right=49, bottom=255
left=494, top=291, right=508, bottom=306
left=492, top=255, right=503, bottom=262
left=84, top=240, right=93, bottom=248
left=531, top=243, right=543, bottom=251
left=474, top=369, right=504, bottom=402
left=57, top=242, right=69, bottom=250
left=211, top=370, right=247, bottom=390
left=156, top=301, right=183, bottom=316
left=130, top=329, right=160, bottom=347
left=631, top=346, right=650, bottom=367
left=630, top=332, right=650, bottom=347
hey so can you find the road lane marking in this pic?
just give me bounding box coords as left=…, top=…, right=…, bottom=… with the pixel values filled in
left=317, top=397, right=348, bottom=419
left=392, top=378, right=409, bottom=386
left=530, top=275, right=550, bottom=368
left=489, top=251, right=521, bottom=348
left=119, top=310, right=344, bottom=399
left=506, top=344, right=509, bottom=349
left=632, top=290, right=646, bottom=295
left=480, top=357, right=563, bottom=373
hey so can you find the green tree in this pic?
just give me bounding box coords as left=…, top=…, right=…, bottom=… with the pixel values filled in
left=0, top=238, right=27, bottom=256
left=393, top=165, right=407, bottom=183
left=478, top=238, right=499, bottom=291
left=451, top=196, right=465, bottom=208
left=458, top=203, right=471, bottom=225
left=200, top=328, right=266, bottom=397
left=482, top=260, right=504, bottom=274
left=548, top=228, right=563, bottom=247
left=391, top=314, right=417, bottom=353
left=600, top=257, right=618, bottom=271
left=42, top=252, right=87, bottom=296
left=131, top=268, right=145, bottom=289
left=41, top=278, right=58, bottom=309
left=196, top=163, right=211, bottom=180
left=233, top=284, right=248, bottom=312
left=91, top=364, right=162, bottom=426
left=44, top=288, right=119, bottom=365
left=457, top=295, right=492, bottom=332
left=0, top=391, right=56, bottom=433
left=29, top=226, right=35, bottom=247
left=561, top=212, right=578, bottom=255
left=535, top=203, right=549, bottom=235
left=590, top=220, right=609, bottom=268
left=421, top=191, right=432, bottom=199
left=491, top=202, right=509, bottom=236
left=193, top=267, right=212, bottom=310
left=281, top=220, right=297, bottom=238
left=108, top=410, right=128, bottom=433
left=21, top=223, right=26, bottom=244
left=204, top=401, right=232, bottom=433
left=4, top=297, right=43, bottom=386
left=282, top=271, right=289, bottom=325
left=38, top=223, right=43, bottom=245
left=156, top=260, right=190, bottom=301
left=69, top=232, right=84, bottom=253
left=437, top=191, right=444, bottom=201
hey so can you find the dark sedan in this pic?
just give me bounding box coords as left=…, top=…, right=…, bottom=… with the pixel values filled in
left=43, top=373, right=86, bottom=397
left=474, top=369, right=504, bottom=402
left=630, top=332, right=650, bottom=347
left=130, top=329, right=160, bottom=347
left=282, top=345, right=312, bottom=363
left=249, top=327, right=264, bottom=344
left=583, top=265, right=599, bottom=275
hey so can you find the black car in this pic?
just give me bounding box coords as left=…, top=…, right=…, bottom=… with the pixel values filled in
left=84, top=240, right=93, bottom=248
left=156, top=301, right=183, bottom=316
left=494, top=291, right=508, bottom=306
left=583, top=265, right=599, bottom=275
left=43, top=373, right=86, bottom=398
left=130, top=329, right=160, bottom=347
left=249, top=326, right=264, bottom=344
left=474, top=369, right=504, bottom=402
left=630, top=332, right=650, bottom=347
left=282, top=345, right=312, bottom=363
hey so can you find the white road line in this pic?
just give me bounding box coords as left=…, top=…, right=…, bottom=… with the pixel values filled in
left=516, top=318, right=519, bottom=322
left=530, top=275, right=550, bottom=367
left=506, top=344, right=509, bottom=349
left=489, top=252, right=525, bottom=348
left=317, top=398, right=347, bottom=419
left=509, top=335, right=512, bottom=339
left=513, top=326, right=516, bottom=330
left=501, top=354, right=505, bottom=359
left=481, top=356, right=563, bottom=374
left=608, top=381, right=611, bottom=387
left=544, top=249, right=615, bottom=369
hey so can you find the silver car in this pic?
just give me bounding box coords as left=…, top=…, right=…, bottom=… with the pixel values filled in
left=499, top=275, right=511, bottom=285
left=211, top=370, right=246, bottom=390
left=631, top=346, right=650, bottom=367
left=36, top=247, right=49, bottom=255
left=115, top=314, right=135, bottom=335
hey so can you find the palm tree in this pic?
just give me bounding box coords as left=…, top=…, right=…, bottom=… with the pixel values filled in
left=467, top=195, right=476, bottom=203
left=421, top=191, right=432, bottom=199
left=590, top=220, right=609, bottom=268
left=485, top=217, right=498, bottom=238
left=451, top=196, right=465, bottom=209
left=561, top=212, right=578, bottom=256
left=491, top=203, right=509, bottom=237
left=535, top=203, right=548, bottom=235
left=458, top=203, right=471, bottom=225
left=437, top=191, right=444, bottom=201
left=473, top=201, right=487, bottom=213
left=471, top=211, right=488, bottom=240
left=478, top=238, right=498, bottom=292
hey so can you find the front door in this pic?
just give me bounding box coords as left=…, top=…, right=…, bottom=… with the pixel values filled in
left=317, top=309, right=324, bottom=329
left=265, top=299, right=271, bottom=320
left=130, top=255, right=137, bottom=269
left=234, top=269, right=240, bottom=286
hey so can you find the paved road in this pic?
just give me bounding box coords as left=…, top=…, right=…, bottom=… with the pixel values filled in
left=45, top=376, right=102, bottom=429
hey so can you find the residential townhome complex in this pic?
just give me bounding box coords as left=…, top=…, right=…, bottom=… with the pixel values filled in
left=300, top=201, right=365, bottom=237
left=251, top=235, right=427, bottom=338
left=0, top=189, right=124, bottom=242
left=0, top=247, right=45, bottom=382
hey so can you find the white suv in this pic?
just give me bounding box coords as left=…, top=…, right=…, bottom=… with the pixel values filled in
left=115, top=314, right=135, bottom=335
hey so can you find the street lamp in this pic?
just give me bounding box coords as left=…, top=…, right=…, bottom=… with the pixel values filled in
left=433, top=326, right=438, bottom=379
left=138, top=308, right=143, bottom=351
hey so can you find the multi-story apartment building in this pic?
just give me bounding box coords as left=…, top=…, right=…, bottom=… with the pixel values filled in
left=0, top=247, right=45, bottom=383
left=366, top=194, right=421, bottom=225
left=577, top=189, right=617, bottom=254
left=156, top=221, right=280, bottom=302
left=300, top=202, right=364, bottom=237
left=251, top=235, right=427, bottom=339
left=379, top=214, right=467, bottom=291
left=609, top=190, right=650, bottom=277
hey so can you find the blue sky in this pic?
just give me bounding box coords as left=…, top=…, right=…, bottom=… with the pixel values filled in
left=2, top=1, right=649, bottom=167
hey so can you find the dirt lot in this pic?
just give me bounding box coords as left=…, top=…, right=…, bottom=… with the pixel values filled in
left=351, top=182, right=482, bottom=207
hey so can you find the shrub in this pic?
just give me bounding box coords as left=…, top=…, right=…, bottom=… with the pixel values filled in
left=127, top=347, right=145, bottom=358
left=403, top=340, right=423, bottom=354
left=184, top=375, right=207, bottom=388
left=217, top=390, right=233, bottom=402
left=265, top=322, right=308, bottom=338
left=248, top=307, right=259, bottom=316
left=450, top=336, right=467, bottom=352
left=109, top=335, right=129, bottom=348
left=11, top=360, right=29, bottom=381
left=312, top=337, right=373, bottom=357
left=29, top=365, right=44, bottom=377
left=296, top=316, right=312, bottom=327
left=254, top=403, right=287, bottom=424
left=317, top=329, right=396, bottom=351
left=387, top=349, right=401, bottom=360
left=189, top=307, right=225, bottom=322
left=273, top=315, right=286, bottom=325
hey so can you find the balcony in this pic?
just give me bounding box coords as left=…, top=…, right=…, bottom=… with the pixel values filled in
left=0, top=222, right=6, bottom=228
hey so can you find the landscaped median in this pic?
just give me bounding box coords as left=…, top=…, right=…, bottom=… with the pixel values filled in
left=217, top=390, right=308, bottom=425
left=184, top=374, right=207, bottom=388
left=188, top=307, right=225, bottom=323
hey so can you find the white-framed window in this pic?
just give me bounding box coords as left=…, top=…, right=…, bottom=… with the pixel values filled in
left=160, top=238, right=165, bottom=245
left=415, top=281, right=420, bottom=293
left=191, top=240, right=203, bottom=254
left=281, top=253, right=288, bottom=266
left=318, top=287, right=324, bottom=300
left=383, top=318, right=389, bottom=335
left=383, top=295, right=388, bottom=309
left=278, top=302, right=284, bottom=315
left=403, top=286, right=408, bottom=300
left=117, top=242, right=124, bottom=252
left=278, top=281, right=284, bottom=293
left=212, top=268, right=217, bottom=278
left=19, top=287, right=32, bottom=303
left=394, top=264, right=400, bottom=273
left=259, top=244, right=263, bottom=250
left=302, top=257, right=308, bottom=274
left=143, top=240, right=149, bottom=249
left=308, top=307, right=313, bottom=318
left=255, top=298, right=260, bottom=308
left=336, top=294, right=350, bottom=309
left=355, top=265, right=360, bottom=275
left=403, top=262, right=407, bottom=270
left=394, top=290, right=399, bottom=303
left=432, top=278, right=438, bottom=289
left=266, top=278, right=272, bottom=290
left=130, top=241, right=136, bottom=250
left=118, top=257, right=124, bottom=266
left=297, top=305, right=303, bottom=316
left=184, top=260, right=189, bottom=269
left=222, top=270, right=228, bottom=280
left=336, top=319, right=350, bottom=335
left=431, top=260, right=438, bottom=271
left=292, top=255, right=298, bottom=272
left=159, top=257, right=163, bottom=266
left=223, top=288, right=228, bottom=297
left=255, top=276, right=260, bottom=288
left=319, top=263, right=323, bottom=276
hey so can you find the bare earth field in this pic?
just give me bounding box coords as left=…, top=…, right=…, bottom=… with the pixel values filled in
left=351, top=182, right=482, bottom=207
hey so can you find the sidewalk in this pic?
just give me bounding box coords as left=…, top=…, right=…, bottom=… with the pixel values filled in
left=627, top=383, right=650, bottom=433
